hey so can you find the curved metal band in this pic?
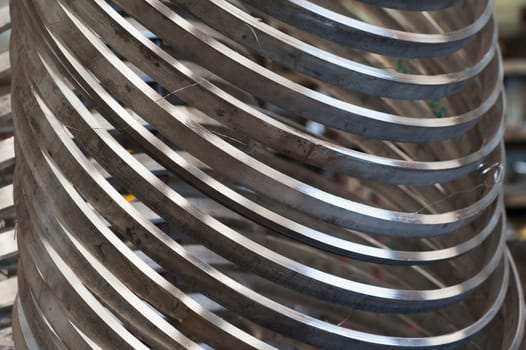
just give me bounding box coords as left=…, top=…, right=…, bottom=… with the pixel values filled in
left=355, top=0, right=463, bottom=11
left=233, top=0, right=491, bottom=57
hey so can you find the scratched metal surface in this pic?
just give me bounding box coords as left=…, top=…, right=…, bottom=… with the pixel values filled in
left=8, top=0, right=526, bottom=349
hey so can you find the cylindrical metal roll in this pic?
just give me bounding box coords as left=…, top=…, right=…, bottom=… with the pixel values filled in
left=9, top=0, right=525, bottom=349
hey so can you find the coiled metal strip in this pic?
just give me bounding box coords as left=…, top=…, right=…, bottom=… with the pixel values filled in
left=10, top=0, right=525, bottom=349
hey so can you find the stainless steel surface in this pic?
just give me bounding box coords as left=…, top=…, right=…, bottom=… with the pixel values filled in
left=8, top=0, right=525, bottom=349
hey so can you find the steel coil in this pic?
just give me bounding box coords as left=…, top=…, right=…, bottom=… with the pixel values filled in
left=9, top=0, right=526, bottom=349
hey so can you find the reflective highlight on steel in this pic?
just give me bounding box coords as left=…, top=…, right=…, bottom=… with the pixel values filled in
left=9, top=0, right=526, bottom=349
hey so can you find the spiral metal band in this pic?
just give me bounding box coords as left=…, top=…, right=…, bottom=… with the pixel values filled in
left=9, top=0, right=526, bottom=349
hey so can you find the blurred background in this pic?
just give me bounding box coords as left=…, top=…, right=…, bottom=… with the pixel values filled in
left=495, top=0, right=526, bottom=243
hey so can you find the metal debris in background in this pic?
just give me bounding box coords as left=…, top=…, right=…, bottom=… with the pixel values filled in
left=8, top=0, right=526, bottom=348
